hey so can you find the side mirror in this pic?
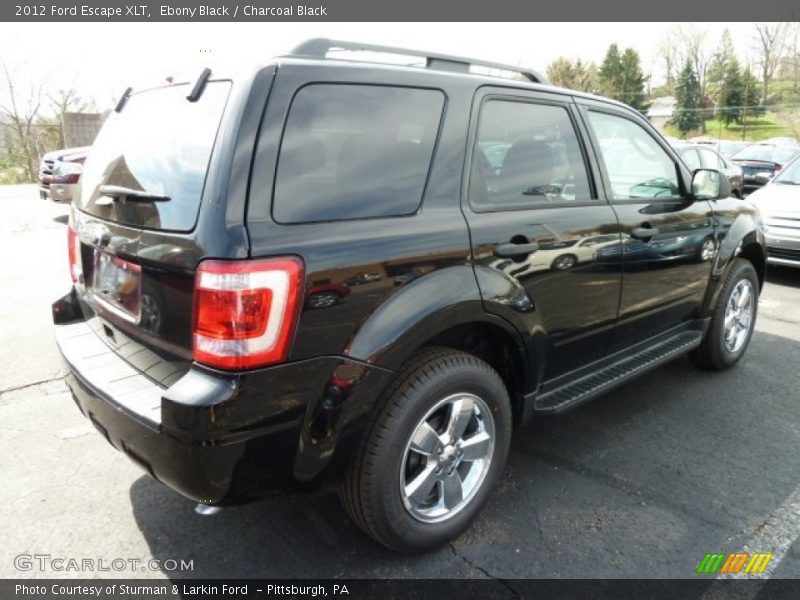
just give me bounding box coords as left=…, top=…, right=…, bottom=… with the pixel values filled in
left=692, top=168, right=731, bottom=200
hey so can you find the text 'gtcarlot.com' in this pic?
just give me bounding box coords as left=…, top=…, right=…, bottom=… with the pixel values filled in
left=13, top=553, right=193, bottom=573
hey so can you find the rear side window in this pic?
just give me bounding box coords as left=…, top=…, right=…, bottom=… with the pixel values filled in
left=78, top=82, right=231, bottom=231
left=273, top=84, right=444, bottom=223
left=469, top=99, right=592, bottom=209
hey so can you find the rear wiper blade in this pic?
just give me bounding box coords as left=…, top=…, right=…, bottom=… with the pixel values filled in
left=98, top=184, right=171, bottom=202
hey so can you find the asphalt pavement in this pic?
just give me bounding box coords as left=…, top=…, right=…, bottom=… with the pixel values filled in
left=1, top=184, right=799, bottom=581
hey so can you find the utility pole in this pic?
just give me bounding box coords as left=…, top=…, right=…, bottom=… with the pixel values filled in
left=742, top=74, right=749, bottom=142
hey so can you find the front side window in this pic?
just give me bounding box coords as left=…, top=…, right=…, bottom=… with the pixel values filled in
left=698, top=147, right=725, bottom=170
left=469, top=99, right=591, bottom=208
left=273, top=84, right=444, bottom=223
left=587, top=111, right=681, bottom=200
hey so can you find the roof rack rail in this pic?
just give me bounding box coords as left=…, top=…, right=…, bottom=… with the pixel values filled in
left=290, top=38, right=549, bottom=84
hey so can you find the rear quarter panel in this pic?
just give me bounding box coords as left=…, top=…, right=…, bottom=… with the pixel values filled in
left=246, top=61, right=486, bottom=367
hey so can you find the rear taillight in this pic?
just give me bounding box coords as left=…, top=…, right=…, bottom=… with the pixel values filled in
left=67, top=226, right=82, bottom=283
left=192, top=257, right=304, bottom=370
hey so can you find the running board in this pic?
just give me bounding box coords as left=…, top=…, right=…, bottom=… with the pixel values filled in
left=534, top=331, right=703, bottom=414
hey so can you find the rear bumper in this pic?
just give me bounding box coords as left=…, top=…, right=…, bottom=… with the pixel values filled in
left=56, top=319, right=252, bottom=504
left=53, top=290, right=393, bottom=504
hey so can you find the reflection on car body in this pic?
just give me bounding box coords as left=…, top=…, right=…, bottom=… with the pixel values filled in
left=596, top=219, right=716, bottom=265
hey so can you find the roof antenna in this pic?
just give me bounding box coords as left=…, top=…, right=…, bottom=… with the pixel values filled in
left=114, top=87, right=132, bottom=113
left=187, top=68, right=212, bottom=102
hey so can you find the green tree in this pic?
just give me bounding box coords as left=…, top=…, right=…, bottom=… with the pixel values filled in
left=718, top=57, right=743, bottom=126
left=740, top=68, right=763, bottom=123
left=598, top=44, right=623, bottom=98
left=708, top=29, right=736, bottom=101
left=598, top=44, right=646, bottom=110
left=619, top=48, right=646, bottom=111
left=673, top=60, right=703, bottom=135
left=546, top=57, right=598, bottom=93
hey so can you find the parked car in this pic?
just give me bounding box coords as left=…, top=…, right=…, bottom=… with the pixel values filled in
left=38, top=146, right=91, bottom=200
left=50, top=149, right=90, bottom=203
left=53, top=39, right=766, bottom=553
left=689, top=138, right=748, bottom=159
left=730, top=143, right=800, bottom=195
left=345, top=272, right=382, bottom=285
left=761, top=136, right=799, bottom=146
left=715, top=140, right=748, bottom=158
left=305, top=282, right=351, bottom=308
left=747, top=154, right=800, bottom=267
left=674, top=143, right=744, bottom=198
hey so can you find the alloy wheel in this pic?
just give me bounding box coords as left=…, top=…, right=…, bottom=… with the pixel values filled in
left=723, top=279, right=754, bottom=353
left=400, top=393, right=495, bottom=523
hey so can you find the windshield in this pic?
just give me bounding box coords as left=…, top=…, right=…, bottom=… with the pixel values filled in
left=78, top=81, right=231, bottom=231
left=773, top=156, right=800, bottom=185
left=732, top=144, right=800, bottom=165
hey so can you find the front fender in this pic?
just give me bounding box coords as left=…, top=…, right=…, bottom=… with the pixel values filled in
left=703, top=199, right=766, bottom=316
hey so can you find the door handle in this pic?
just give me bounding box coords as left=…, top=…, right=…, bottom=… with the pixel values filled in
left=494, top=241, right=540, bottom=258
left=631, top=226, right=660, bottom=240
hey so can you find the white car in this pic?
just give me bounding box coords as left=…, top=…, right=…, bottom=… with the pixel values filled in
left=747, top=154, right=800, bottom=267
left=490, top=233, right=622, bottom=277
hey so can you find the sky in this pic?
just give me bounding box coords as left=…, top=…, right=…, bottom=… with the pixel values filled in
left=0, top=22, right=765, bottom=115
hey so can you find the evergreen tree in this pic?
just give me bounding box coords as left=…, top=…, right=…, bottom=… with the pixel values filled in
left=673, top=60, right=703, bottom=134
left=598, top=44, right=646, bottom=110
left=619, top=48, right=646, bottom=110
left=741, top=68, right=763, bottom=119
left=598, top=44, right=623, bottom=98
left=708, top=29, right=736, bottom=102
left=718, top=57, right=743, bottom=126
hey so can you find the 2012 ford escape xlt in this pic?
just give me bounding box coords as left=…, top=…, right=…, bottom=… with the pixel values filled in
left=52, top=39, right=767, bottom=553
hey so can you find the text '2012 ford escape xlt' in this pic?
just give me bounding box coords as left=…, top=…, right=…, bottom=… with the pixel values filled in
left=53, top=39, right=767, bottom=553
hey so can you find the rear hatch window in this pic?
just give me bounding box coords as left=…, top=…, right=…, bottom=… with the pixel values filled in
left=78, top=81, right=231, bottom=231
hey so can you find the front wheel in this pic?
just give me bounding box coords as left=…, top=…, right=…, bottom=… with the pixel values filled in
left=340, top=347, right=511, bottom=553
left=690, top=258, right=758, bottom=370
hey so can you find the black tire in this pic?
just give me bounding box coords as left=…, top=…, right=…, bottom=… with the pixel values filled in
left=340, top=347, right=512, bottom=553
left=306, top=291, right=341, bottom=309
left=551, top=253, right=577, bottom=271
left=690, top=258, right=758, bottom=370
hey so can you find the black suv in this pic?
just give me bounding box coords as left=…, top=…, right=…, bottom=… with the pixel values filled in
left=53, top=39, right=766, bottom=553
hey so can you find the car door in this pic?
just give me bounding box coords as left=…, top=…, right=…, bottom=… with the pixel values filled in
left=463, top=88, right=622, bottom=381
left=579, top=103, right=716, bottom=351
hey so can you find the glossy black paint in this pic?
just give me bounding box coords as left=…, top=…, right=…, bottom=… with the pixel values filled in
left=54, top=55, right=767, bottom=505
left=462, top=87, right=622, bottom=382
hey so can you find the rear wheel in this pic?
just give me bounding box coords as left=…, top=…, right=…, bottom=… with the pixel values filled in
left=340, top=347, right=511, bottom=553
left=551, top=253, right=577, bottom=271
left=690, top=258, right=758, bottom=370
